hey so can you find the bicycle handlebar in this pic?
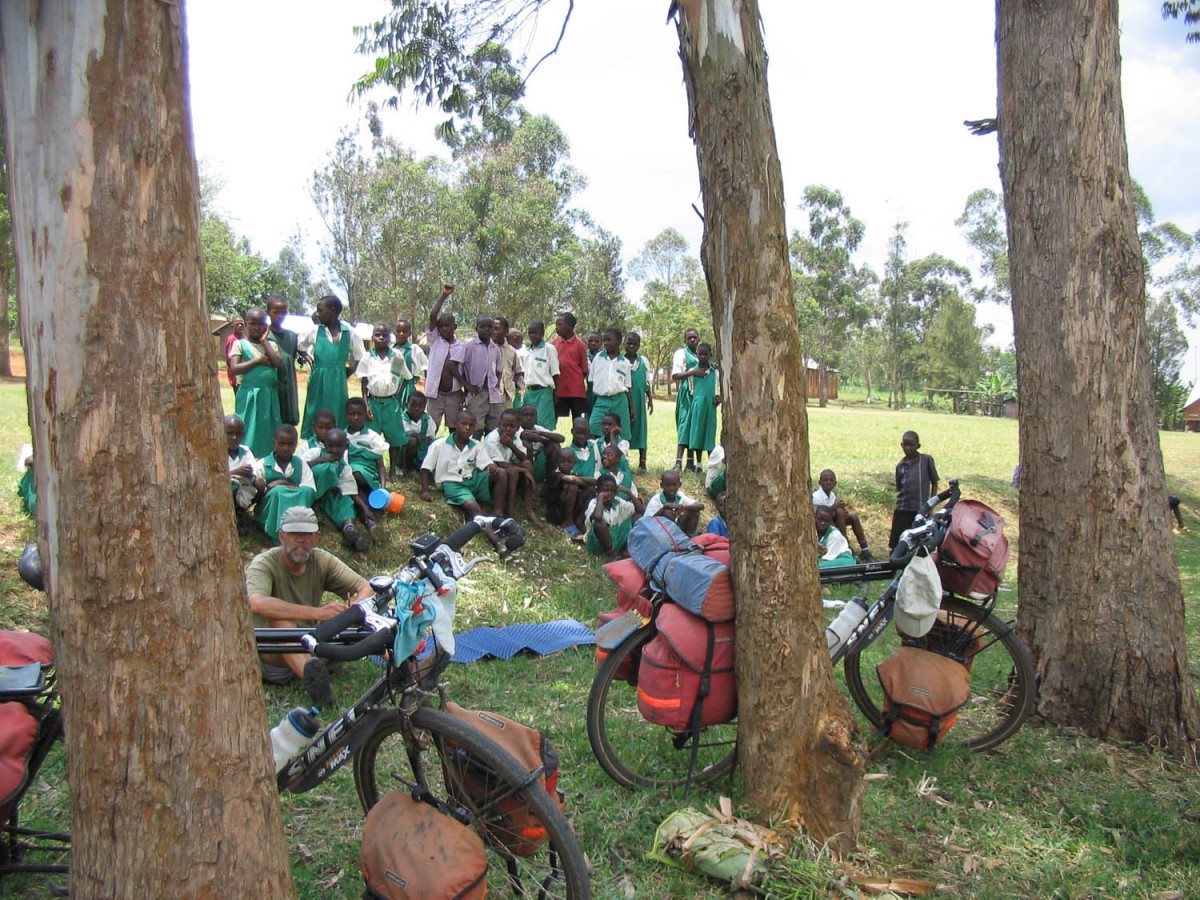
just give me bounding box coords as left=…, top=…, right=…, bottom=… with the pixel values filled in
left=889, top=479, right=961, bottom=564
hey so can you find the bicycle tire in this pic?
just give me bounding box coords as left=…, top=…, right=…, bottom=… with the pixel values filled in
left=586, top=624, right=737, bottom=790
left=353, top=706, right=590, bottom=899
left=842, top=594, right=1036, bottom=751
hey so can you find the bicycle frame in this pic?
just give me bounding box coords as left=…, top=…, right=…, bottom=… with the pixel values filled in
left=254, top=634, right=429, bottom=794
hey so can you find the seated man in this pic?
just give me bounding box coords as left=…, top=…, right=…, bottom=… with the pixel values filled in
left=246, top=506, right=374, bottom=709
left=815, top=504, right=856, bottom=569
left=812, top=468, right=872, bottom=561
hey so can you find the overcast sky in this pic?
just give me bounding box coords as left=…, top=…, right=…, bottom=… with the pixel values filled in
left=186, top=1, right=1200, bottom=381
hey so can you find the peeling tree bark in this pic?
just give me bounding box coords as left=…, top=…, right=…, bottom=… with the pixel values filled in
left=0, top=1, right=295, bottom=893
left=998, top=0, right=1200, bottom=758
left=675, top=0, right=866, bottom=845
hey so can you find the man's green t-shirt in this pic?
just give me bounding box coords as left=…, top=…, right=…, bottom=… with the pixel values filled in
left=246, top=547, right=366, bottom=627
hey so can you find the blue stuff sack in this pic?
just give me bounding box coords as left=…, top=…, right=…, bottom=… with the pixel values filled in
left=627, top=516, right=694, bottom=587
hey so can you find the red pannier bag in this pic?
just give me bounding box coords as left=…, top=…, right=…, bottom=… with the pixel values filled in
left=876, top=646, right=971, bottom=751
left=360, top=790, right=488, bottom=899
left=637, top=603, right=736, bottom=731
left=936, top=499, right=1010, bottom=600
left=0, top=631, right=52, bottom=824
left=596, top=558, right=654, bottom=680
left=441, top=701, right=566, bottom=858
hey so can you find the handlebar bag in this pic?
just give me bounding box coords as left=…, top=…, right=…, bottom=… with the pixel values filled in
left=441, top=701, right=566, bottom=858
left=936, top=499, right=1010, bottom=600
left=876, top=646, right=970, bottom=750
left=637, top=603, right=736, bottom=731
left=360, top=790, right=487, bottom=899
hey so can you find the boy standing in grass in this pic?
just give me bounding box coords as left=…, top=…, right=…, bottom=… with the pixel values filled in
left=523, top=320, right=560, bottom=428
left=392, top=318, right=427, bottom=410
left=890, top=430, right=939, bottom=550
left=356, top=323, right=410, bottom=476
left=624, top=332, right=653, bottom=472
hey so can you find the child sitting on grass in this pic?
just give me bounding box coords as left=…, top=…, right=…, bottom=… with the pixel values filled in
left=813, top=468, right=872, bottom=561
left=516, top=403, right=564, bottom=482
left=481, top=408, right=538, bottom=521
left=400, top=391, right=438, bottom=475
left=345, top=397, right=390, bottom=494
left=585, top=473, right=638, bottom=560
left=816, top=504, right=856, bottom=568
left=544, top=450, right=593, bottom=534
left=598, top=444, right=643, bottom=516
left=256, top=424, right=317, bottom=542
left=225, top=414, right=264, bottom=535
left=419, top=411, right=491, bottom=521
left=643, top=469, right=704, bottom=535
left=706, top=490, right=729, bottom=538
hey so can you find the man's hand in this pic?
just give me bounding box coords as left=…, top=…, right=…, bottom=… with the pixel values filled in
left=317, top=602, right=349, bottom=621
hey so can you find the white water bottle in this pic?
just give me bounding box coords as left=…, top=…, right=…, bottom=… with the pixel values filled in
left=270, top=707, right=320, bottom=772
left=826, top=596, right=869, bottom=656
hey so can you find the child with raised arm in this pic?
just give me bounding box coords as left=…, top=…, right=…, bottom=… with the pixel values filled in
left=356, top=323, right=410, bottom=477
left=523, top=320, right=560, bottom=428
left=419, top=411, right=491, bottom=521
left=345, top=397, right=390, bottom=494
left=643, top=469, right=704, bottom=535
left=517, top=404, right=565, bottom=482
left=890, top=430, right=939, bottom=550
left=624, top=332, right=653, bottom=472
left=225, top=414, right=265, bottom=535
left=585, top=473, right=638, bottom=559
left=587, top=327, right=633, bottom=438
left=400, top=391, right=438, bottom=474
left=813, top=468, right=872, bottom=561
left=255, top=424, right=317, bottom=542
left=481, top=408, right=538, bottom=520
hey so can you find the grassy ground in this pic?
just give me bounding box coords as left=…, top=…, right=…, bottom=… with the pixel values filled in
left=2, top=373, right=1198, bottom=898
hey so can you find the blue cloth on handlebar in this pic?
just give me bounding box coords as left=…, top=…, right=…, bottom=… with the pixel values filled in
left=392, top=581, right=439, bottom=662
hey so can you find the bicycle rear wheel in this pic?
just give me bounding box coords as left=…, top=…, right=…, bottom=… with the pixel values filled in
left=842, top=595, right=1036, bottom=751
left=586, top=625, right=737, bottom=789
left=353, top=706, right=590, bottom=899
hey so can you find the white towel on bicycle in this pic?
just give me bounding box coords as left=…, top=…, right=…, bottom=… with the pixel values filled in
left=895, top=547, right=942, bottom=638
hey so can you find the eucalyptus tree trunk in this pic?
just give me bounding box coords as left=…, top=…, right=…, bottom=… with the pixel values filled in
left=674, top=0, right=866, bottom=845
left=997, top=0, right=1200, bottom=757
left=0, top=1, right=296, bottom=892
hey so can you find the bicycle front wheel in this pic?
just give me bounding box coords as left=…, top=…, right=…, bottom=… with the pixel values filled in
left=353, top=706, right=591, bottom=899
left=586, top=624, right=737, bottom=789
left=842, top=595, right=1036, bottom=751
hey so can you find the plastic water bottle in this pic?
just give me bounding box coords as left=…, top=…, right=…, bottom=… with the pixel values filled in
left=270, top=707, right=320, bottom=772
left=826, top=596, right=869, bottom=656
